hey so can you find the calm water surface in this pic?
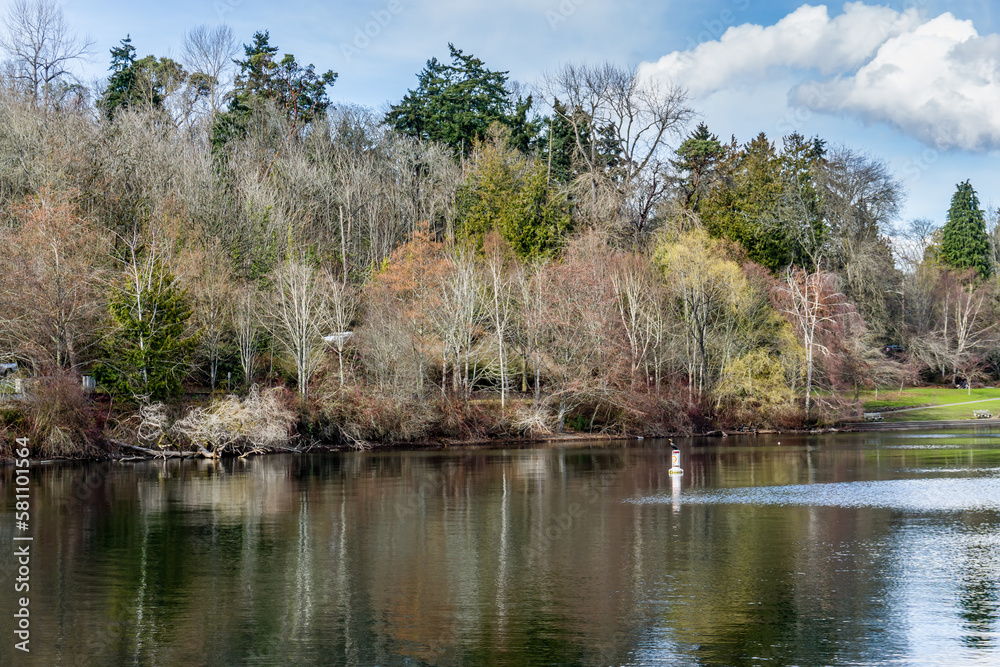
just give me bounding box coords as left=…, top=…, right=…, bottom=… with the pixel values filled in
left=2, top=430, right=1000, bottom=666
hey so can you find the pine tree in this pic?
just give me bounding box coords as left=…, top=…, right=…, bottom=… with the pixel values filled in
left=539, top=99, right=579, bottom=184
left=941, top=180, right=990, bottom=278
left=699, top=132, right=827, bottom=272
left=700, top=133, right=788, bottom=271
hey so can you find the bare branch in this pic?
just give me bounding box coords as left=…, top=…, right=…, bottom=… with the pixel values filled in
left=0, top=0, right=92, bottom=108
left=181, top=24, right=238, bottom=114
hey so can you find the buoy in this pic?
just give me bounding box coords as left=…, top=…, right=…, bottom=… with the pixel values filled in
left=670, top=468, right=682, bottom=511
left=668, top=439, right=683, bottom=475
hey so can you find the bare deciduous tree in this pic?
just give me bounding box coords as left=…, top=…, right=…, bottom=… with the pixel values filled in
left=535, top=233, right=620, bottom=431
left=774, top=268, right=849, bottom=416
left=611, top=252, right=658, bottom=388
left=817, top=148, right=903, bottom=336
left=654, top=229, right=745, bottom=400
left=513, top=259, right=547, bottom=401
left=0, top=0, right=91, bottom=108
left=985, top=206, right=1000, bottom=279
left=266, top=259, right=333, bottom=401
left=893, top=218, right=936, bottom=275
left=542, top=62, right=693, bottom=245
left=232, top=284, right=261, bottom=387
left=181, top=24, right=238, bottom=114
left=326, top=277, right=358, bottom=388
left=186, top=242, right=233, bottom=390
left=434, top=247, right=485, bottom=397
left=0, top=190, right=104, bottom=371
left=483, top=233, right=515, bottom=408
left=909, top=272, right=993, bottom=386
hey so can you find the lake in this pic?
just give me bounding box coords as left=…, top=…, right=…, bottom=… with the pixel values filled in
left=2, top=430, right=1000, bottom=665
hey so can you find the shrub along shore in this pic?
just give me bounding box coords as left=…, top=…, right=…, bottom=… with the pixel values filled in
left=7, top=381, right=998, bottom=463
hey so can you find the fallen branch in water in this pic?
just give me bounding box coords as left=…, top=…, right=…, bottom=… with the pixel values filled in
left=107, top=438, right=199, bottom=459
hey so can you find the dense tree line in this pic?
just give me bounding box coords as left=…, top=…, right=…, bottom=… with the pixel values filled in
left=1, top=1, right=998, bottom=456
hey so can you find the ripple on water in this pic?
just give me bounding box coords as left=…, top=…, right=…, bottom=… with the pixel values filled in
left=881, top=444, right=969, bottom=449
left=630, top=476, right=1000, bottom=512
left=893, top=466, right=1000, bottom=475
left=888, top=433, right=1000, bottom=439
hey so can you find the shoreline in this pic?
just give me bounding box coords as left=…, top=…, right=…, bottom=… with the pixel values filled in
left=1, top=432, right=648, bottom=464
left=0, top=426, right=819, bottom=464
left=6, top=418, right=999, bottom=465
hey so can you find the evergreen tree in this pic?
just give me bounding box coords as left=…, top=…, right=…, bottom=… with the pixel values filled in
left=385, top=44, right=539, bottom=156
left=700, top=133, right=789, bottom=271
left=212, top=31, right=336, bottom=149
left=777, top=131, right=826, bottom=266
left=941, top=180, right=990, bottom=278
left=700, top=132, right=826, bottom=272
left=537, top=99, right=623, bottom=187
left=539, top=101, right=574, bottom=184
left=101, top=36, right=200, bottom=121
left=672, top=123, right=725, bottom=210
left=231, top=31, right=279, bottom=106
left=456, top=127, right=571, bottom=260
left=100, top=36, right=140, bottom=119
left=536, top=99, right=595, bottom=184
left=96, top=260, right=198, bottom=401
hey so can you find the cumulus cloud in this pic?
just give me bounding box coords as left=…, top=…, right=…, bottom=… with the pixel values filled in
left=639, top=3, right=1000, bottom=152
left=638, top=3, right=923, bottom=96
left=792, top=14, right=1000, bottom=151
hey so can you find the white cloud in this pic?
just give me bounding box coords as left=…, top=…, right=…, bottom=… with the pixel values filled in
left=639, top=3, right=1000, bottom=152
left=638, top=3, right=923, bottom=96
left=792, top=14, right=1000, bottom=151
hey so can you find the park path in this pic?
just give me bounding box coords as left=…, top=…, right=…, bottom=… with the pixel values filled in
left=844, top=418, right=1000, bottom=431
left=842, top=395, right=1000, bottom=431
left=880, top=395, right=1000, bottom=414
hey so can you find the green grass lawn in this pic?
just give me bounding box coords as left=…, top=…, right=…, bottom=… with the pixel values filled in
left=859, top=386, right=1000, bottom=421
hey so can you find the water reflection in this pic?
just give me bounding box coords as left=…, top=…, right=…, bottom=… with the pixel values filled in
left=957, top=533, right=1000, bottom=650
left=0, top=433, right=998, bottom=665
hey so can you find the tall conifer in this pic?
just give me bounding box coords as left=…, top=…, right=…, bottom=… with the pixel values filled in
left=941, top=180, right=990, bottom=278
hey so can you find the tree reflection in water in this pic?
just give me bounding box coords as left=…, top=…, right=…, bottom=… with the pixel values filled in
left=2, top=432, right=999, bottom=665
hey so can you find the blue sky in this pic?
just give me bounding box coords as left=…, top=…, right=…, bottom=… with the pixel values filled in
left=55, top=0, right=999, bottom=227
